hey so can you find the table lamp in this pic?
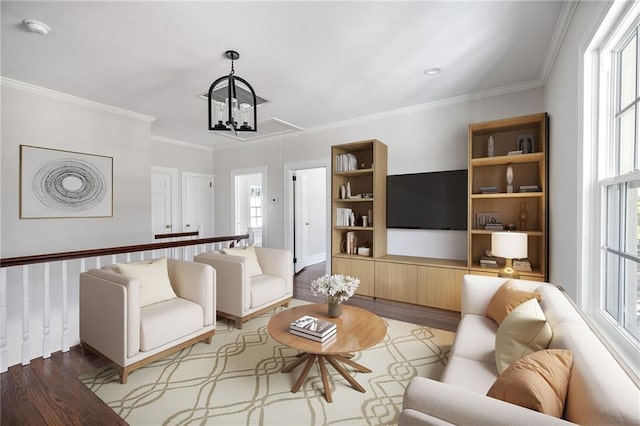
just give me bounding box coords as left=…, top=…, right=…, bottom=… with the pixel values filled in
left=491, top=232, right=527, bottom=279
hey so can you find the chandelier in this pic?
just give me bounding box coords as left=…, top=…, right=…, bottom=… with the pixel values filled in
left=207, top=50, right=257, bottom=134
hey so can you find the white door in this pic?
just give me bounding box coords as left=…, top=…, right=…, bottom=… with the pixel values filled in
left=182, top=173, right=214, bottom=234
left=151, top=167, right=178, bottom=236
left=232, top=169, right=265, bottom=246
left=293, top=168, right=326, bottom=272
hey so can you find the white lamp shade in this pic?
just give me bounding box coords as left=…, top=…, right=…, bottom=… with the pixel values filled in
left=491, top=232, right=527, bottom=259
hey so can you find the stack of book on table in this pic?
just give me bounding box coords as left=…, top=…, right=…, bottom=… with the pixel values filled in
left=513, top=259, right=532, bottom=272
left=290, top=315, right=337, bottom=342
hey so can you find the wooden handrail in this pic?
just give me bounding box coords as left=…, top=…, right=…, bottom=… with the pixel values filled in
left=154, top=231, right=200, bottom=239
left=0, top=234, right=249, bottom=268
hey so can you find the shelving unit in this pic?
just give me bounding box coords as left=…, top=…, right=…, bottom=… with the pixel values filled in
left=330, top=140, right=387, bottom=296
left=467, top=113, right=549, bottom=281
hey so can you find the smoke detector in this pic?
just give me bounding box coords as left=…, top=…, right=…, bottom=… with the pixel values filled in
left=23, top=19, right=50, bottom=35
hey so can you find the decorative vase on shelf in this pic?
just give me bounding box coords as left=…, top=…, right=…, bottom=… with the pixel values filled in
left=506, top=166, right=514, bottom=193
left=488, top=136, right=495, bottom=157
left=327, top=298, right=342, bottom=318
left=340, top=184, right=346, bottom=199
left=519, top=201, right=529, bottom=231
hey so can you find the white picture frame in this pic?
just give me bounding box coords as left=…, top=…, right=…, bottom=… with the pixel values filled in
left=20, top=145, right=113, bottom=218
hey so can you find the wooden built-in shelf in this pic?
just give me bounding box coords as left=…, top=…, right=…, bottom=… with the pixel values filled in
left=331, top=253, right=375, bottom=261
left=333, top=226, right=374, bottom=231
left=470, top=229, right=544, bottom=236
left=471, top=192, right=543, bottom=199
left=470, top=152, right=544, bottom=166
left=333, top=168, right=374, bottom=177
left=333, top=198, right=374, bottom=203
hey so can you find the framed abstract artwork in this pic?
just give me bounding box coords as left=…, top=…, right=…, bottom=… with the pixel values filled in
left=20, top=145, right=113, bottom=218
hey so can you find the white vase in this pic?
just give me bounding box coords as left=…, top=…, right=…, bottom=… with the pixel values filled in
left=506, top=166, right=513, bottom=193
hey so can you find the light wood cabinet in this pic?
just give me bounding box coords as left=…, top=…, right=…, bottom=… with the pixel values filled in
left=332, top=257, right=375, bottom=297
left=467, top=113, right=549, bottom=281
left=331, top=139, right=387, bottom=296
left=417, top=266, right=466, bottom=312
left=374, top=261, right=418, bottom=304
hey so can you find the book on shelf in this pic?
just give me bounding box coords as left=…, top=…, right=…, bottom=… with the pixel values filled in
left=484, top=223, right=504, bottom=231
left=290, top=315, right=337, bottom=338
left=480, top=255, right=500, bottom=268
left=519, top=185, right=540, bottom=192
left=336, top=208, right=354, bottom=226
left=336, top=153, right=358, bottom=172
left=480, top=186, right=498, bottom=194
left=513, top=259, right=532, bottom=272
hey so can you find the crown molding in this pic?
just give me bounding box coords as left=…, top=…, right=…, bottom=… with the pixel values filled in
left=1, top=76, right=156, bottom=123
left=288, top=78, right=545, bottom=138
left=540, top=1, right=579, bottom=84
left=152, top=135, right=214, bottom=152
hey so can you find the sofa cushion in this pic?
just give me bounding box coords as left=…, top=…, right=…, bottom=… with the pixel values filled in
left=486, top=279, right=540, bottom=325
left=251, top=274, right=286, bottom=309
left=224, top=245, right=264, bottom=277
left=449, top=314, right=497, bottom=365
left=117, top=257, right=177, bottom=307
left=487, top=349, right=573, bottom=418
left=495, top=298, right=552, bottom=374
left=140, top=297, right=203, bottom=351
left=441, top=356, right=499, bottom=395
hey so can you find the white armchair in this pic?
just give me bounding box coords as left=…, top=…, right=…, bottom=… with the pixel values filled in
left=195, top=246, right=293, bottom=329
left=79, top=258, right=216, bottom=384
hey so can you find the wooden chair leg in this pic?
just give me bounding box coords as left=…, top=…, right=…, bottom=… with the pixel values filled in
left=235, top=319, right=243, bottom=329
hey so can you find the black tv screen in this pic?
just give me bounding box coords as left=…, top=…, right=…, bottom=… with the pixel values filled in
left=387, top=170, right=468, bottom=230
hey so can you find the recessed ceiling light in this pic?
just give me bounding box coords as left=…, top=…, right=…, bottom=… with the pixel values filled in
left=23, top=18, right=51, bottom=35
left=424, top=67, right=442, bottom=76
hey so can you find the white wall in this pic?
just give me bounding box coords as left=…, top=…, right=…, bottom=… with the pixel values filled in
left=543, top=1, right=606, bottom=300
left=1, top=85, right=153, bottom=257
left=214, top=88, right=544, bottom=259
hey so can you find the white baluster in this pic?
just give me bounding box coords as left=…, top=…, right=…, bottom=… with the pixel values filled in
left=61, top=260, right=69, bottom=352
left=182, top=246, right=187, bottom=261
left=139, top=251, right=145, bottom=261
left=0, top=268, right=7, bottom=372
left=111, top=255, right=117, bottom=265
left=21, top=265, right=30, bottom=366
left=95, top=256, right=101, bottom=269
left=126, top=253, right=131, bottom=263
left=42, top=263, right=51, bottom=359
left=80, top=258, right=86, bottom=273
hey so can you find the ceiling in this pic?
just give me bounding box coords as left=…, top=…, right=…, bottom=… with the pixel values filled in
left=1, top=1, right=570, bottom=150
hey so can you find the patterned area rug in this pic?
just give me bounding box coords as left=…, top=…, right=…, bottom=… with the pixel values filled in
left=80, top=300, right=454, bottom=425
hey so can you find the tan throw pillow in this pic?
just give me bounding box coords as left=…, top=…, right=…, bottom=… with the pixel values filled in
left=486, top=280, right=541, bottom=325
left=495, top=298, right=553, bottom=374
left=117, top=257, right=177, bottom=307
left=223, top=245, right=264, bottom=277
left=487, top=349, right=573, bottom=418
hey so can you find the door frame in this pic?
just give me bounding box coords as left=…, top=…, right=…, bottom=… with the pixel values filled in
left=284, top=158, right=331, bottom=275
left=230, top=166, right=268, bottom=246
left=151, top=166, right=180, bottom=235
left=181, top=171, right=215, bottom=234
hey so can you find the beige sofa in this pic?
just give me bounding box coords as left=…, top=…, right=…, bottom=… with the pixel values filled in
left=195, top=246, right=293, bottom=329
left=400, top=274, right=640, bottom=425
left=80, top=258, right=216, bottom=383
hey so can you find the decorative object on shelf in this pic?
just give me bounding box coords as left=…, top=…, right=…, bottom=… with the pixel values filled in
left=310, top=274, right=360, bottom=318
left=476, top=212, right=501, bottom=228
left=368, top=209, right=373, bottom=225
left=516, top=134, right=534, bottom=154
left=519, top=201, right=529, bottom=231
left=20, top=145, right=113, bottom=218
left=488, top=136, right=495, bottom=157
left=506, top=166, right=514, bottom=193
left=207, top=50, right=257, bottom=134
left=491, top=232, right=528, bottom=279
left=340, top=184, right=346, bottom=199
left=507, top=150, right=523, bottom=156
left=362, top=215, right=368, bottom=227
left=357, top=246, right=370, bottom=256
left=346, top=182, right=352, bottom=199
left=505, top=223, right=517, bottom=231
left=342, top=231, right=357, bottom=254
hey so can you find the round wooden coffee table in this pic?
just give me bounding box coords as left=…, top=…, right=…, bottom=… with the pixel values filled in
left=267, top=303, right=387, bottom=403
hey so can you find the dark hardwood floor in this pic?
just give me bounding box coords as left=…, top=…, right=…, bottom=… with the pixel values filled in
left=1, top=261, right=459, bottom=425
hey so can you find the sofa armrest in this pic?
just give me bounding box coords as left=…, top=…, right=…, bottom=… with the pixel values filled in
left=195, top=252, right=249, bottom=316
left=255, top=247, right=293, bottom=293
left=80, top=269, right=141, bottom=363
left=167, top=259, right=216, bottom=326
left=401, top=377, right=575, bottom=426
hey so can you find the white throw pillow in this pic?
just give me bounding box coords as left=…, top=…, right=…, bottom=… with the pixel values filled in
left=495, top=298, right=553, bottom=374
left=117, top=257, right=177, bottom=307
left=223, top=245, right=264, bottom=277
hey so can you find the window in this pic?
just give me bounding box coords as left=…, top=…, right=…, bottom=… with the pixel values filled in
left=249, top=185, right=262, bottom=228
left=586, top=0, right=640, bottom=379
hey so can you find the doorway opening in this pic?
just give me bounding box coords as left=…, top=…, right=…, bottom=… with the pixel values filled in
left=287, top=165, right=328, bottom=274
left=233, top=169, right=265, bottom=247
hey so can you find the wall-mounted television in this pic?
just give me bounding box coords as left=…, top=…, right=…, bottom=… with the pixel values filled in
left=387, top=169, right=468, bottom=230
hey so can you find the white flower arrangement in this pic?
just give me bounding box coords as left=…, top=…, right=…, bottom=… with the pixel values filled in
left=310, top=274, right=360, bottom=304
